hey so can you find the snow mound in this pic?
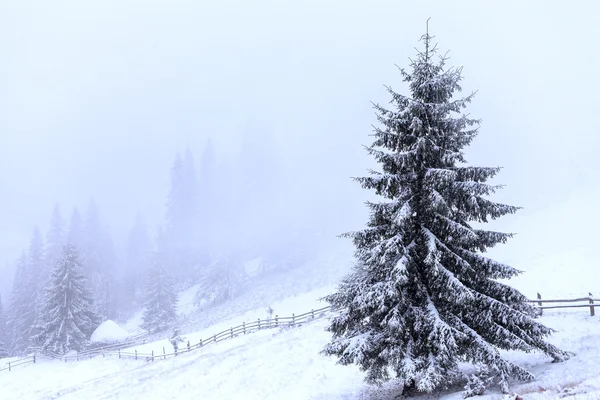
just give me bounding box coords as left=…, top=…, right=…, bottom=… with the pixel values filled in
left=90, top=320, right=130, bottom=344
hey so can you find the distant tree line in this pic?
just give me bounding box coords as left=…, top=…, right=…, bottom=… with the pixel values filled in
left=0, top=131, right=326, bottom=356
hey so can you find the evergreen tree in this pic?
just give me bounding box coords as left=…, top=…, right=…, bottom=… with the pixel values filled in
left=67, top=207, right=84, bottom=250
left=7, top=228, right=45, bottom=355
left=45, top=204, right=65, bottom=286
left=322, top=31, right=570, bottom=396
left=81, top=200, right=115, bottom=321
left=28, top=227, right=45, bottom=293
left=194, top=250, right=247, bottom=307
left=124, top=213, right=152, bottom=308
left=28, top=227, right=47, bottom=348
left=165, top=150, right=200, bottom=287
left=83, top=199, right=102, bottom=277
left=31, top=244, right=100, bottom=354
left=197, top=139, right=219, bottom=255
left=96, top=227, right=117, bottom=320
left=234, top=124, right=280, bottom=259
left=182, top=146, right=199, bottom=229
left=141, top=229, right=178, bottom=333
left=0, top=294, right=9, bottom=358
left=7, top=252, right=30, bottom=354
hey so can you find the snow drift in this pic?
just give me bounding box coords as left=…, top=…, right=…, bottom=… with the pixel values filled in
left=90, top=320, right=130, bottom=344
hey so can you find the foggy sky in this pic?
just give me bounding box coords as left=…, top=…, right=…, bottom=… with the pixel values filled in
left=1, top=0, right=599, bottom=298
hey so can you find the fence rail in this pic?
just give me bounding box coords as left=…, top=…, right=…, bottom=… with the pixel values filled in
left=528, top=292, right=596, bottom=316
left=2, top=292, right=597, bottom=372
left=62, top=305, right=332, bottom=362
left=0, top=355, right=35, bottom=372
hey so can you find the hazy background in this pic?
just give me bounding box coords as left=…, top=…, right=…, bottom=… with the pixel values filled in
left=1, top=0, right=599, bottom=299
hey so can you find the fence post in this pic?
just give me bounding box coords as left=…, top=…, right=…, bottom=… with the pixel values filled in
left=275, top=315, right=278, bottom=327
left=213, top=334, right=217, bottom=343
left=311, top=309, right=315, bottom=319
left=33, top=351, right=36, bottom=364
left=187, top=341, right=191, bottom=352
left=163, top=346, right=166, bottom=360
left=135, top=350, right=138, bottom=360
left=243, top=321, right=246, bottom=334
left=199, top=339, right=203, bottom=347
left=230, top=328, right=233, bottom=338
left=537, top=293, right=543, bottom=316
left=292, top=313, right=295, bottom=326
left=589, top=292, right=595, bottom=317
left=118, top=349, right=121, bottom=359
left=258, top=318, right=261, bottom=330
left=152, top=350, right=154, bottom=362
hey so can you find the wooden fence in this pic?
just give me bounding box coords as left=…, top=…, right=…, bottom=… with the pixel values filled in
left=0, top=355, right=36, bottom=372
left=529, top=292, right=597, bottom=316
left=62, top=306, right=332, bottom=362
left=2, top=292, right=597, bottom=372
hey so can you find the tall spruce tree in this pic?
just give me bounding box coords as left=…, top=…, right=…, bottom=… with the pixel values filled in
left=7, top=228, right=45, bottom=355
left=0, top=294, right=9, bottom=358
left=67, top=207, right=84, bottom=251
left=28, top=227, right=47, bottom=348
left=194, top=250, right=247, bottom=307
left=141, top=228, right=178, bottom=333
left=165, top=150, right=200, bottom=287
left=122, top=213, right=152, bottom=310
left=31, top=244, right=99, bottom=354
left=7, top=252, right=32, bottom=355
left=197, top=140, right=219, bottom=257
left=45, top=204, right=66, bottom=287
left=97, top=227, right=117, bottom=320
left=322, top=31, right=570, bottom=396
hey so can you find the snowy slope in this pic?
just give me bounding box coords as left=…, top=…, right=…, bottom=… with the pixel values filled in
left=1, top=307, right=599, bottom=399
left=3, top=211, right=599, bottom=399
left=487, top=188, right=600, bottom=300
left=120, top=240, right=353, bottom=337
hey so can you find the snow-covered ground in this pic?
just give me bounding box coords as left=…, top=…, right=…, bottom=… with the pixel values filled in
left=90, top=320, right=131, bottom=344
left=120, top=240, right=353, bottom=337
left=2, top=220, right=600, bottom=399
left=1, top=304, right=599, bottom=399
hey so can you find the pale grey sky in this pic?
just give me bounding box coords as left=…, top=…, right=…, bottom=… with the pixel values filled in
left=1, top=0, right=599, bottom=297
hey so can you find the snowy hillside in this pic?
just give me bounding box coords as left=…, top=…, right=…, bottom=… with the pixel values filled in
left=3, top=222, right=599, bottom=399
left=121, top=240, right=353, bottom=337
left=1, top=296, right=599, bottom=399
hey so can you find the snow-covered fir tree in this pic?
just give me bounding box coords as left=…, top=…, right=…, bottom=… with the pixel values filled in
left=0, top=294, right=9, bottom=358
left=141, top=229, right=178, bottom=333
left=28, top=227, right=49, bottom=347
left=67, top=207, right=84, bottom=251
left=82, top=200, right=104, bottom=315
left=164, top=150, right=200, bottom=288
left=46, top=204, right=65, bottom=270
left=78, top=200, right=117, bottom=321
left=197, top=139, right=219, bottom=259
left=194, top=250, right=247, bottom=307
left=7, top=228, right=45, bottom=355
left=97, top=227, right=117, bottom=320
left=82, top=200, right=103, bottom=274
left=31, top=244, right=100, bottom=354
left=119, top=212, right=152, bottom=314
left=234, top=125, right=280, bottom=259
left=322, top=31, right=570, bottom=396
left=7, top=252, right=32, bottom=355
left=28, top=227, right=45, bottom=293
